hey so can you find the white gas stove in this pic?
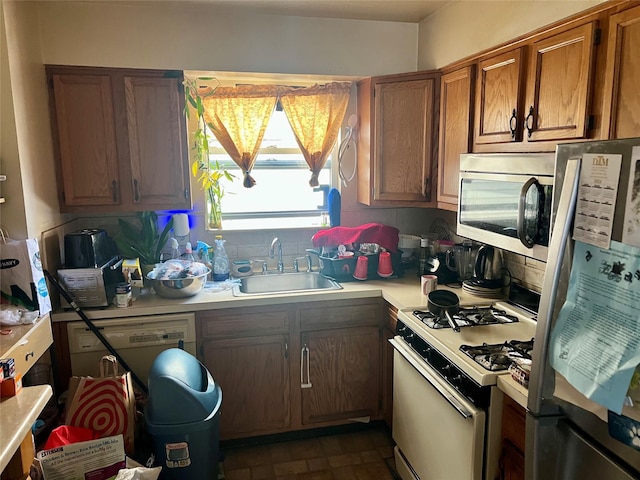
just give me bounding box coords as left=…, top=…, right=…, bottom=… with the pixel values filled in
left=392, top=294, right=538, bottom=480
left=396, top=300, right=537, bottom=386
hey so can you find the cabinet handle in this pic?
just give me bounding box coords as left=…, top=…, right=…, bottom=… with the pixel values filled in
left=423, top=176, right=431, bottom=201
left=525, top=106, right=535, bottom=138
left=133, top=179, right=140, bottom=202
left=284, top=339, right=289, bottom=359
left=111, top=180, right=118, bottom=202
left=301, top=344, right=312, bottom=389
left=25, top=351, right=34, bottom=361
left=509, top=109, right=517, bottom=140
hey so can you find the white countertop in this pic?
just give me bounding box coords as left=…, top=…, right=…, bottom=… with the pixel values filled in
left=51, top=272, right=498, bottom=322
left=50, top=271, right=530, bottom=404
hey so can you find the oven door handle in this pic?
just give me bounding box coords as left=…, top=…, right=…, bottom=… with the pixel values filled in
left=390, top=338, right=473, bottom=419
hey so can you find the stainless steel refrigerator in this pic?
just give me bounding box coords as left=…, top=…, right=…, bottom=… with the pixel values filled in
left=526, top=138, right=640, bottom=480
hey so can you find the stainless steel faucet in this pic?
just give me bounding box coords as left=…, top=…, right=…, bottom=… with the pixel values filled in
left=269, top=237, right=284, bottom=273
left=294, top=255, right=313, bottom=272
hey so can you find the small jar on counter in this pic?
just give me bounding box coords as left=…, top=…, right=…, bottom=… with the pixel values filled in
left=115, top=282, right=132, bottom=308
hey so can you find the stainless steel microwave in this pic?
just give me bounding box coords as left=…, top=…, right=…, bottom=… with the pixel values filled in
left=457, top=153, right=556, bottom=262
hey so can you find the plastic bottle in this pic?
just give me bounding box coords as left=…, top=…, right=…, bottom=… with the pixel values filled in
left=182, top=242, right=195, bottom=262
left=213, top=235, right=230, bottom=281
left=196, top=241, right=213, bottom=277
left=417, top=237, right=430, bottom=277
left=170, top=238, right=180, bottom=260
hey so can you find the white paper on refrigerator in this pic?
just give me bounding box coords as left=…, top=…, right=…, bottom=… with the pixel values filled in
left=622, top=146, right=640, bottom=248
left=549, top=240, right=640, bottom=414
left=573, top=152, right=622, bottom=249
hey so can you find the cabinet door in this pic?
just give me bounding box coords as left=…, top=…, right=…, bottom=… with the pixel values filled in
left=201, top=334, right=290, bottom=439
left=301, top=326, right=380, bottom=425
left=124, top=75, right=191, bottom=210
left=499, top=439, right=525, bottom=480
left=474, top=48, right=525, bottom=145
left=438, top=66, right=474, bottom=209
left=357, top=75, right=439, bottom=206
left=601, top=5, right=640, bottom=139
left=524, top=23, right=596, bottom=143
left=374, top=78, right=437, bottom=203
left=50, top=73, right=121, bottom=207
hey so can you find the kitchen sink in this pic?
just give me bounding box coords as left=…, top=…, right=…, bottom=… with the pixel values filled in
left=231, top=272, right=342, bottom=296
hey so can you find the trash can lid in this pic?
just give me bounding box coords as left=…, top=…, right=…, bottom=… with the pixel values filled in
left=146, top=348, right=222, bottom=424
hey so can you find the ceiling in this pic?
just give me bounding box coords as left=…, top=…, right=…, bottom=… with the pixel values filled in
left=189, top=0, right=452, bottom=23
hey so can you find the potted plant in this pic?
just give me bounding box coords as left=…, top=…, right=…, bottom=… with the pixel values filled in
left=114, top=211, right=174, bottom=268
left=184, top=77, right=235, bottom=229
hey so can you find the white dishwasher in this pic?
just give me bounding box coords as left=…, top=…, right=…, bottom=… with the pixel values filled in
left=66, top=313, right=197, bottom=387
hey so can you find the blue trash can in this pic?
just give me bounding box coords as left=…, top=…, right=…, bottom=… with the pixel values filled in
left=145, top=348, right=222, bottom=480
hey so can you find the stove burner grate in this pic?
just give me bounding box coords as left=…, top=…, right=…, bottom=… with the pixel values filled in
left=460, top=339, right=534, bottom=371
left=413, top=306, right=519, bottom=329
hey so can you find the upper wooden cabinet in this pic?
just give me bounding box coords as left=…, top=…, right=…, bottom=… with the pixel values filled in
left=46, top=66, right=191, bottom=212
left=475, top=48, right=525, bottom=145
left=524, top=23, right=596, bottom=143
left=473, top=22, right=598, bottom=152
left=601, top=5, right=640, bottom=139
left=438, top=66, right=474, bottom=211
left=357, top=72, right=440, bottom=207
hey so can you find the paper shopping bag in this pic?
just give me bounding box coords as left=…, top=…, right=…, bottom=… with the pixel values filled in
left=65, top=355, right=136, bottom=454
left=0, top=237, right=51, bottom=315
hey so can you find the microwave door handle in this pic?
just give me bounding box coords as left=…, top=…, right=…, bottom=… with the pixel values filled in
left=517, top=177, right=539, bottom=248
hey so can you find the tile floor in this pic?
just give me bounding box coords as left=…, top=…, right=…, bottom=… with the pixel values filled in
left=220, top=423, right=399, bottom=480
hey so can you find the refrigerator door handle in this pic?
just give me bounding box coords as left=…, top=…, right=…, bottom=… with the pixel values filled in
left=528, top=157, right=581, bottom=415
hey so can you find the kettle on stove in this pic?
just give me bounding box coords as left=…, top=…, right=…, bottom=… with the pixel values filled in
left=473, top=245, right=504, bottom=286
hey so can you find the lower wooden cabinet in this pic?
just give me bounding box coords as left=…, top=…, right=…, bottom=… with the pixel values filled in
left=201, top=334, right=291, bottom=438
left=499, top=395, right=526, bottom=480
left=197, top=298, right=384, bottom=440
left=301, top=326, right=380, bottom=425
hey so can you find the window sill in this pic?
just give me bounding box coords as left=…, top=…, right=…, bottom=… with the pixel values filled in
left=216, top=217, right=330, bottom=231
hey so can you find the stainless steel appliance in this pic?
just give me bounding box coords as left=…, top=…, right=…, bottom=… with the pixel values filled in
left=57, top=256, right=124, bottom=308
left=527, top=138, right=640, bottom=480
left=392, top=298, right=538, bottom=479
left=474, top=244, right=504, bottom=287
left=64, top=228, right=116, bottom=268
left=458, top=153, right=555, bottom=261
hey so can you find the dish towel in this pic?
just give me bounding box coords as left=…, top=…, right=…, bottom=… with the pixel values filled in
left=312, top=223, right=400, bottom=252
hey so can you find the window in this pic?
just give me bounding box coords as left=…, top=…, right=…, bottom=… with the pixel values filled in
left=207, top=104, right=333, bottom=228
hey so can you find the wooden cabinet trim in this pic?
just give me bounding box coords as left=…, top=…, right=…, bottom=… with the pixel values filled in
left=300, top=304, right=381, bottom=330
left=197, top=308, right=291, bottom=339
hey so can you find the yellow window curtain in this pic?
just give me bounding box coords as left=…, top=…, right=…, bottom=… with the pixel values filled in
left=201, top=85, right=279, bottom=188
left=279, top=82, right=352, bottom=187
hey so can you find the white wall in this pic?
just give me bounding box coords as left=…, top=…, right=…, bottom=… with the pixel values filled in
left=1, top=1, right=65, bottom=239
left=1, top=3, right=27, bottom=239
left=418, top=0, right=605, bottom=69
left=36, top=1, right=419, bottom=76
